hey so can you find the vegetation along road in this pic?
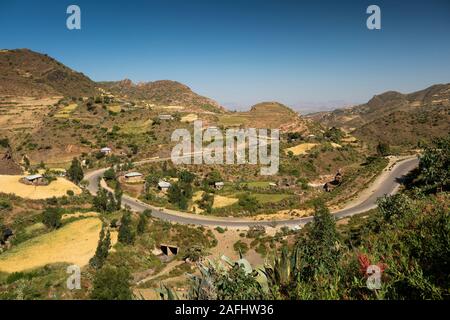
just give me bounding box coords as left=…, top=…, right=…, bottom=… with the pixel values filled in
left=84, top=157, right=419, bottom=228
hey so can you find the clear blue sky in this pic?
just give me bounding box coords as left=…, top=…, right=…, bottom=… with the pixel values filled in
left=1, top=0, right=449, bottom=110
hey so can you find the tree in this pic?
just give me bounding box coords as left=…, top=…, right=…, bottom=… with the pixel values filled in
left=90, top=266, right=133, bottom=300
left=238, top=193, right=259, bottom=213
left=179, top=170, right=195, bottom=184
left=67, top=157, right=84, bottom=184
left=198, top=192, right=214, bottom=213
left=206, top=170, right=222, bottom=186
left=376, top=142, right=391, bottom=157
left=103, top=167, right=116, bottom=181
left=167, top=182, right=191, bottom=210
left=294, top=200, right=341, bottom=282
left=136, top=212, right=148, bottom=235
left=419, top=135, right=450, bottom=190
left=93, top=188, right=108, bottom=212
left=106, top=192, right=117, bottom=212
left=324, top=127, right=344, bottom=143
left=42, top=207, right=62, bottom=229
left=183, top=245, right=208, bottom=262
left=114, top=183, right=123, bottom=210
left=118, top=211, right=135, bottom=245
left=89, top=226, right=111, bottom=269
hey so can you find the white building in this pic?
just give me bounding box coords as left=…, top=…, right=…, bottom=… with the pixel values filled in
left=157, top=180, right=172, bottom=192
left=124, top=172, right=144, bottom=182
left=100, top=147, right=112, bottom=155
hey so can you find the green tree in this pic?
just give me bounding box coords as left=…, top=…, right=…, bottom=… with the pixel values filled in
left=67, top=157, right=84, bottom=184
left=90, top=266, right=133, bottom=300
left=294, top=201, right=341, bottom=283
left=179, top=170, right=195, bottom=184
left=93, top=188, right=108, bottom=212
left=89, top=226, right=111, bottom=269
left=106, top=192, right=117, bottom=212
left=419, top=135, right=450, bottom=190
left=136, top=212, right=148, bottom=235
left=238, top=193, right=259, bottom=213
left=376, top=142, right=391, bottom=157
left=118, top=211, right=135, bottom=245
left=206, top=170, right=222, bottom=186
left=42, top=207, right=62, bottom=229
left=114, top=183, right=123, bottom=210
left=103, top=167, right=116, bottom=181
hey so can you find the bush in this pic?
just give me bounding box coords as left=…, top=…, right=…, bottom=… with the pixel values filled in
left=90, top=266, right=133, bottom=300
left=0, top=198, right=12, bottom=211
left=215, top=226, right=226, bottom=234
left=233, top=240, right=249, bottom=254
left=42, top=207, right=62, bottom=229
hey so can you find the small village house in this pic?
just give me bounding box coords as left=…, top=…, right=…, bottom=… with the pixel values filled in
left=158, top=114, right=174, bottom=121
left=100, top=147, right=112, bottom=155
left=124, top=172, right=144, bottom=182
left=158, top=180, right=172, bottom=192
left=23, top=174, right=44, bottom=185
left=214, top=181, right=224, bottom=190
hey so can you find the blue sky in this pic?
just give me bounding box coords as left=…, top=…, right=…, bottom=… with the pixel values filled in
left=1, top=0, right=449, bottom=111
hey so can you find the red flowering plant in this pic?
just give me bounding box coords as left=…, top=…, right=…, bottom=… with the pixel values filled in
left=357, top=253, right=387, bottom=278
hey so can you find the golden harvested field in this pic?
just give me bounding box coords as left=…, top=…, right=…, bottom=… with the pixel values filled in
left=330, top=142, right=342, bottom=148
left=62, top=212, right=100, bottom=220
left=181, top=113, right=198, bottom=122
left=0, top=175, right=81, bottom=199
left=161, top=105, right=185, bottom=110
left=284, top=143, right=318, bottom=155
left=213, top=195, right=238, bottom=208
left=54, top=103, right=78, bottom=118
left=0, top=218, right=118, bottom=273
left=107, top=105, right=122, bottom=113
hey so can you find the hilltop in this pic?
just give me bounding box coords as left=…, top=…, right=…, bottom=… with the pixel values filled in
left=308, top=84, right=450, bottom=148
left=0, top=49, right=98, bottom=97
left=100, top=79, right=225, bottom=114
left=217, top=101, right=311, bottom=133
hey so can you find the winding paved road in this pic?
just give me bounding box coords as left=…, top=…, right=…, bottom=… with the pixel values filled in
left=84, top=157, right=419, bottom=228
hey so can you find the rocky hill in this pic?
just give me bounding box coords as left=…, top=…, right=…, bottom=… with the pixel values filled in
left=0, top=49, right=98, bottom=97
left=100, top=79, right=225, bottom=113
left=308, top=84, right=450, bottom=147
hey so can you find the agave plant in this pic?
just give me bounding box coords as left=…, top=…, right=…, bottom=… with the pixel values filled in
left=156, top=283, right=180, bottom=300
left=262, top=245, right=301, bottom=298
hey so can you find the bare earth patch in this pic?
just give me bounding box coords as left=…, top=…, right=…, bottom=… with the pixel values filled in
left=0, top=175, right=81, bottom=199
left=0, top=217, right=118, bottom=273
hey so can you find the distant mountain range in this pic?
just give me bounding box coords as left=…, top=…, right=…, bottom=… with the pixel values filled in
left=1, top=48, right=449, bottom=149
left=307, top=84, right=450, bottom=147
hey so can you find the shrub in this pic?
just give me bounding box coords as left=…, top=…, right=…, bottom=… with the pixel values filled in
left=42, top=207, right=62, bottom=229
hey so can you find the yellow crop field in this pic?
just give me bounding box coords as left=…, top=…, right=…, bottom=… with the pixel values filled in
left=107, top=105, right=122, bottom=113
left=0, top=218, right=118, bottom=273
left=55, top=103, right=78, bottom=118
left=284, top=143, right=318, bottom=155
left=0, top=175, right=81, bottom=200
left=181, top=113, right=198, bottom=122
left=213, top=195, right=238, bottom=208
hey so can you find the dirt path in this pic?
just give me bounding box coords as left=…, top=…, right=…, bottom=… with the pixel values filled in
left=136, top=260, right=185, bottom=285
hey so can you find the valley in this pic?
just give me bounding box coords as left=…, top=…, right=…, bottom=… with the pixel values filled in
left=0, top=49, right=448, bottom=300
